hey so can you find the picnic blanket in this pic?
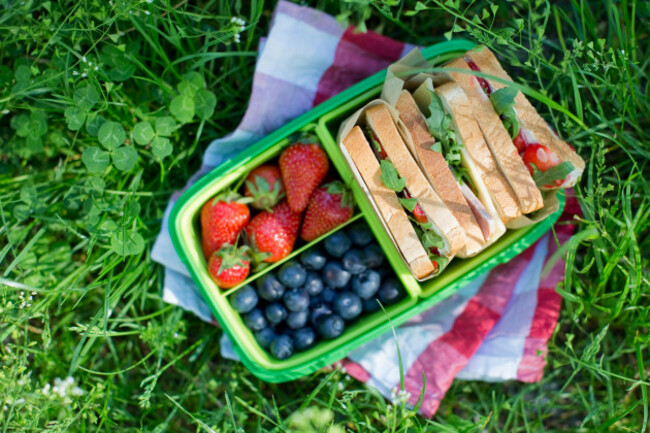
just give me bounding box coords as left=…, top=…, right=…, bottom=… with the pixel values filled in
left=152, top=0, right=578, bottom=417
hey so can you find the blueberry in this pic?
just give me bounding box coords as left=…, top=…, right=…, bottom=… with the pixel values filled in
left=270, top=334, right=294, bottom=360
left=300, top=247, right=327, bottom=270
left=303, top=271, right=324, bottom=297
left=229, top=284, right=258, bottom=313
left=322, top=261, right=351, bottom=289
left=363, top=297, right=380, bottom=313
left=320, top=287, right=337, bottom=304
left=265, top=302, right=287, bottom=325
left=317, top=314, right=345, bottom=340
left=283, top=288, right=310, bottom=312
left=293, top=327, right=316, bottom=351
left=375, top=266, right=389, bottom=279
left=347, top=222, right=373, bottom=246
left=342, top=249, right=367, bottom=275
left=309, top=302, right=333, bottom=326
left=254, top=327, right=276, bottom=349
left=244, top=308, right=267, bottom=331
left=256, top=274, right=285, bottom=302
left=277, top=261, right=307, bottom=288
left=378, top=278, right=403, bottom=306
left=362, top=244, right=384, bottom=268
left=352, top=270, right=381, bottom=300
left=286, top=310, right=309, bottom=329
left=324, top=231, right=351, bottom=258
left=333, top=291, right=363, bottom=320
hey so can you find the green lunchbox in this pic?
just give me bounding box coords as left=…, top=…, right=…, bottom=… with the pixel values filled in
left=168, top=40, right=565, bottom=382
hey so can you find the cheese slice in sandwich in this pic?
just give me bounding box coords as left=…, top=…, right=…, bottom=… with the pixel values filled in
left=395, top=89, right=490, bottom=257
left=431, top=82, right=515, bottom=238
left=445, top=57, right=544, bottom=215
left=464, top=46, right=585, bottom=189
left=364, top=104, right=465, bottom=266
left=343, top=126, right=434, bottom=279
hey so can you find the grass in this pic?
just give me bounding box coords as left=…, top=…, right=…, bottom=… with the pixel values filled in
left=0, top=0, right=648, bottom=431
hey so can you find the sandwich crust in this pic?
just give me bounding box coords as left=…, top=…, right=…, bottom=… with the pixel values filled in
left=435, top=82, right=521, bottom=223
left=395, top=90, right=485, bottom=256
left=466, top=47, right=585, bottom=185
left=365, top=104, right=465, bottom=258
left=343, top=126, right=434, bottom=279
left=445, top=58, right=544, bottom=214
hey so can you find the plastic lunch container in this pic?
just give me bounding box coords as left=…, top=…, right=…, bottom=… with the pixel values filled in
left=169, top=40, right=566, bottom=382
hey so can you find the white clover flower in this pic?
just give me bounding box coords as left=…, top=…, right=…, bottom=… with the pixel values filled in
left=94, top=66, right=99, bottom=71
left=42, top=383, right=51, bottom=395
left=144, top=10, right=150, bottom=15
left=233, top=33, right=240, bottom=43
left=72, top=71, right=79, bottom=76
left=81, top=72, right=87, bottom=78
left=82, top=56, right=87, bottom=63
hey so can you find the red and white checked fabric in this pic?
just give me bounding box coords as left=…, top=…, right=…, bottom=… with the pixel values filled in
left=152, top=0, right=578, bottom=417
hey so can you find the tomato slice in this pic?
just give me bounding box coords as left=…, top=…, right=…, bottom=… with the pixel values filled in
left=413, top=203, right=428, bottom=224
left=466, top=59, right=492, bottom=95
left=522, top=144, right=564, bottom=187
left=429, top=247, right=440, bottom=271
left=513, top=131, right=528, bottom=153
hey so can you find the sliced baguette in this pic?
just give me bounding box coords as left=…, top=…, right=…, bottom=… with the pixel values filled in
left=465, top=47, right=585, bottom=187
left=435, top=81, right=519, bottom=233
left=395, top=90, right=486, bottom=257
left=365, top=104, right=465, bottom=258
left=343, top=126, right=434, bottom=279
left=445, top=57, right=544, bottom=214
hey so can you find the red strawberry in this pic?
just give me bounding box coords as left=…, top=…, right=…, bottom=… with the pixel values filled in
left=300, top=181, right=354, bottom=241
left=208, top=244, right=250, bottom=289
left=200, top=194, right=250, bottom=259
left=244, top=164, right=285, bottom=210
left=279, top=142, right=329, bottom=213
left=245, top=201, right=301, bottom=263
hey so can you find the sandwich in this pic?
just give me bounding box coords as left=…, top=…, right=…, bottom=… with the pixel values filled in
left=462, top=46, right=585, bottom=189
left=445, top=56, right=544, bottom=215
left=394, top=86, right=508, bottom=256
left=342, top=104, right=465, bottom=279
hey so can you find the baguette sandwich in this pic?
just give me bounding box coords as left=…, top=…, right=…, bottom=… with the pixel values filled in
left=342, top=104, right=465, bottom=278
left=394, top=88, right=507, bottom=256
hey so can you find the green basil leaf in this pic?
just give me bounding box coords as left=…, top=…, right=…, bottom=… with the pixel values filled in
left=430, top=255, right=449, bottom=270
left=430, top=142, right=442, bottom=153
left=379, top=159, right=406, bottom=192
left=399, top=197, right=419, bottom=212
left=532, top=161, right=575, bottom=187
left=364, top=127, right=383, bottom=155
left=489, top=87, right=520, bottom=139
left=420, top=229, right=445, bottom=250
left=426, top=91, right=450, bottom=147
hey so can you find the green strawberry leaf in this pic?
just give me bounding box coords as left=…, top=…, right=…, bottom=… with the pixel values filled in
left=380, top=160, right=406, bottom=192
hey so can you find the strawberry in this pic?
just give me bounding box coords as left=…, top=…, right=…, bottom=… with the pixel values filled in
left=279, top=142, right=329, bottom=213
left=208, top=244, right=250, bottom=289
left=244, top=164, right=285, bottom=210
left=300, top=181, right=354, bottom=241
left=245, top=201, right=301, bottom=263
left=200, top=194, right=250, bottom=259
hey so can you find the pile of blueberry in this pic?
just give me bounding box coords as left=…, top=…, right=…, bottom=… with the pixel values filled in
left=228, top=221, right=405, bottom=359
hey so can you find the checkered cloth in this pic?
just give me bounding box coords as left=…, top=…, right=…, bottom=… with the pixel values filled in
left=152, top=0, right=577, bottom=417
